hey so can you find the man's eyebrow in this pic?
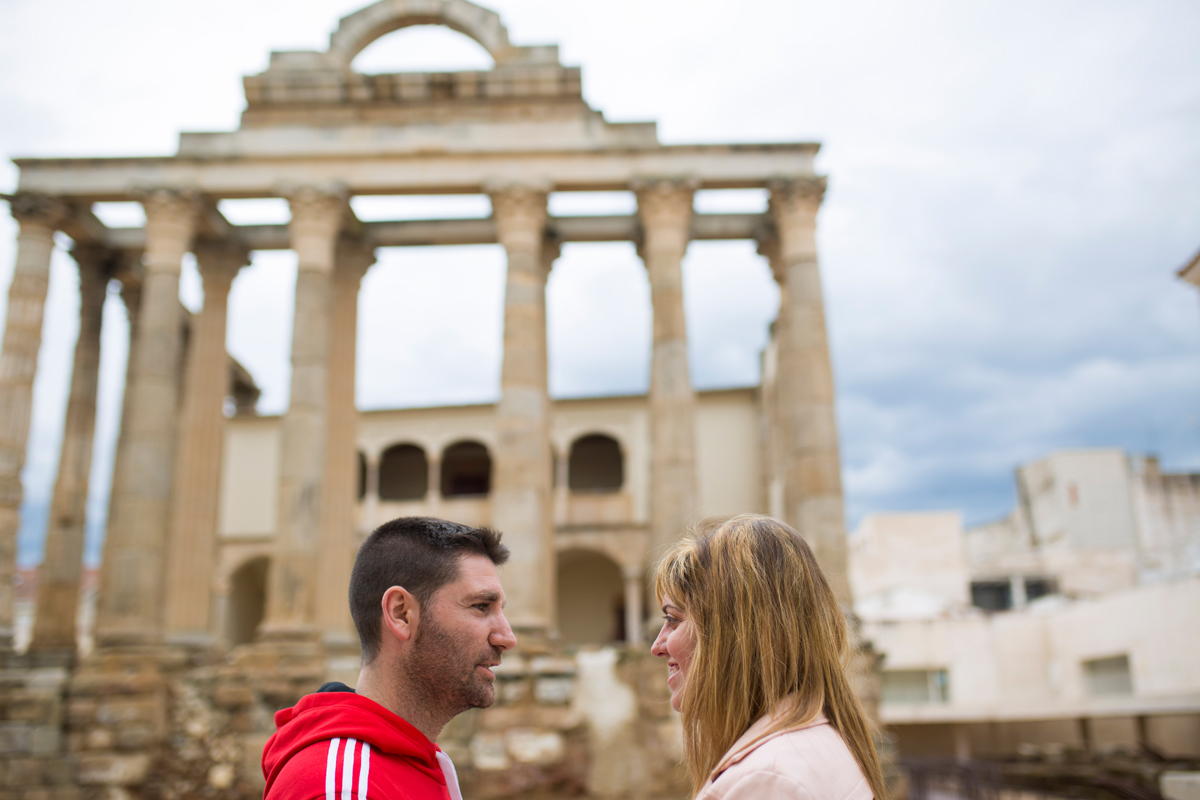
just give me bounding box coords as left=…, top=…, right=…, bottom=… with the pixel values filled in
left=468, top=590, right=502, bottom=604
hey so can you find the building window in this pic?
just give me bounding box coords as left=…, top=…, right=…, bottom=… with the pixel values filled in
left=1083, top=655, right=1133, bottom=697
left=881, top=669, right=950, bottom=705
left=441, top=441, right=491, bottom=497
left=970, top=580, right=1012, bottom=611
left=1024, top=577, right=1057, bottom=602
left=568, top=434, right=623, bottom=492
left=379, top=444, right=429, bottom=501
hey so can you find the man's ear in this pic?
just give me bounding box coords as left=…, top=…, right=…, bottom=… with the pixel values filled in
left=381, top=586, right=420, bottom=644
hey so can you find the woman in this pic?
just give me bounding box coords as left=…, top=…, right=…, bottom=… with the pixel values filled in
left=651, top=514, right=886, bottom=800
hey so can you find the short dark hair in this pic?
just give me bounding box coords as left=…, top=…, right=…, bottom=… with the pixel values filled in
left=350, top=516, right=510, bottom=663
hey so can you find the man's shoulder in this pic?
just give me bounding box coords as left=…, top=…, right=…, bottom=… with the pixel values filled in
left=268, top=736, right=447, bottom=800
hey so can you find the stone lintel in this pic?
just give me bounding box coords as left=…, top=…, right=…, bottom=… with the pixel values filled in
left=100, top=212, right=768, bottom=252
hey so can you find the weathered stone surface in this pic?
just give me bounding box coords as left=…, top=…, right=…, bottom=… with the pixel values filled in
left=505, top=729, right=563, bottom=764
left=76, top=753, right=150, bottom=786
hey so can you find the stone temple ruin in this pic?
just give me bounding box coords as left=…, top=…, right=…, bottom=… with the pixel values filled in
left=0, top=1, right=861, bottom=796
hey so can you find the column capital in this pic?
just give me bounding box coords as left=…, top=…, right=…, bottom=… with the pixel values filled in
left=539, top=234, right=561, bottom=282
left=334, top=237, right=376, bottom=285
left=755, top=233, right=786, bottom=286
left=286, top=187, right=347, bottom=273
left=488, top=181, right=549, bottom=250
left=633, top=177, right=697, bottom=234
left=768, top=176, right=827, bottom=222
left=285, top=186, right=348, bottom=230
left=3, top=193, right=69, bottom=230
left=69, top=243, right=119, bottom=275
left=194, top=241, right=250, bottom=293
left=138, top=190, right=200, bottom=275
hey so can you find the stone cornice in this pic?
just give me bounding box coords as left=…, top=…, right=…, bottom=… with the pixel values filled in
left=11, top=144, right=819, bottom=200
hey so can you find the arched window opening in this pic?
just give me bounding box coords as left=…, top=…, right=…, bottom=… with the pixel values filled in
left=568, top=434, right=623, bottom=492
left=379, top=444, right=429, bottom=501
left=556, top=549, right=624, bottom=646
left=357, top=451, right=367, bottom=500
left=351, top=25, right=495, bottom=75
left=441, top=441, right=491, bottom=497
left=226, top=557, right=268, bottom=648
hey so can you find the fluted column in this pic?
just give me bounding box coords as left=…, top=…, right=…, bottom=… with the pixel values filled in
left=768, top=177, right=850, bottom=605
left=163, top=242, right=248, bottom=645
left=260, top=188, right=344, bottom=639
left=28, top=245, right=110, bottom=653
left=95, top=190, right=199, bottom=646
left=0, top=194, right=67, bottom=648
left=635, top=180, right=699, bottom=556
left=316, top=238, right=374, bottom=646
left=488, top=183, right=553, bottom=634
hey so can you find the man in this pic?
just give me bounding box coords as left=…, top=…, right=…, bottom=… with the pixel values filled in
left=262, top=517, right=517, bottom=799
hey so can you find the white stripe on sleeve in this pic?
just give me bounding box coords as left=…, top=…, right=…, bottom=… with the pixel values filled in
left=436, top=751, right=464, bottom=800
left=341, top=737, right=357, bottom=800
left=325, top=738, right=341, bottom=800
left=357, top=743, right=371, bottom=800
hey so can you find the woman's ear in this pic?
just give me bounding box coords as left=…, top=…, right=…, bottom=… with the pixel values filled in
left=380, top=586, right=420, bottom=644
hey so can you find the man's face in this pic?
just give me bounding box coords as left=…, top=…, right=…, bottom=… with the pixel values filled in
left=401, top=554, right=517, bottom=715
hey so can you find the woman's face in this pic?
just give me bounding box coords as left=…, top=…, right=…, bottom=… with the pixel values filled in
left=650, top=594, right=696, bottom=712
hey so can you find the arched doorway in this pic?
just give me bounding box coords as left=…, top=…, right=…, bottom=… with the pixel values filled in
left=556, top=549, right=624, bottom=646
left=225, top=557, right=269, bottom=647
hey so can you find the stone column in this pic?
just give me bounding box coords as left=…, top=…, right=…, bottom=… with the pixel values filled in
left=635, top=179, right=699, bottom=557
left=622, top=569, right=643, bottom=646
left=768, top=177, right=851, bottom=605
left=260, top=188, right=344, bottom=639
left=553, top=448, right=569, bottom=526
left=424, top=456, right=440, bottom=516
left=162, top=242, right=248, bottom=646
left=95, top=190, right=198, bottom=646
left=488, top=183, right=553, bottom=634
left=0, top=194, right=67, bottom=648
left=363, top=453, right=380, bottom=529
left=316, top=238, right=374, bottom=646
left=28, top=245, right=110, bottom=653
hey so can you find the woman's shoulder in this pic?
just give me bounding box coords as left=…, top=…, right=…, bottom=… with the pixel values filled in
left=702, top=723, right=872, bottom=800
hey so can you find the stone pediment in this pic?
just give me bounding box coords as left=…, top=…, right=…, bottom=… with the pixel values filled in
left=185, top=0, right=660, bottom=157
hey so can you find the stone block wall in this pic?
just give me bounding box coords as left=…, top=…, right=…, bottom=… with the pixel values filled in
left=0, top=642, right=691, bottom=799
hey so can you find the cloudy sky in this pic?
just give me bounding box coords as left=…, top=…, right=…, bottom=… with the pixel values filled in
left=2, top=0, right=1199, bottom=566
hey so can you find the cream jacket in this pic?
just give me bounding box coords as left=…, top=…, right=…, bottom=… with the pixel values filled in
left=695, top=710, right=873, bottom=800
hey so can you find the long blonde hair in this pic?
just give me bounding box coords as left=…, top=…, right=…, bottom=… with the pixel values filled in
left=654, top=514, right=886, bottom=799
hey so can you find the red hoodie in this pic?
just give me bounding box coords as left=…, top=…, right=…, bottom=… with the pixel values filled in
left=262, top=684, right=463, bottom=800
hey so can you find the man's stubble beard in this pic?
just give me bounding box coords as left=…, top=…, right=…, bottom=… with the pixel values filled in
left=400, top=608, right=502, bottom=721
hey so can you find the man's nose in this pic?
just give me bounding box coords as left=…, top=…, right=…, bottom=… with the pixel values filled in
left=491, top=613, right=518, bottom=651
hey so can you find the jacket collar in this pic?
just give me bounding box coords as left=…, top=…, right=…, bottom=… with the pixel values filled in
left=709, top=697, right=828, bottom=783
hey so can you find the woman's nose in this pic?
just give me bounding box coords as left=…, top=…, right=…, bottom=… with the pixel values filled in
left=650, top=623, right=668, bottom=657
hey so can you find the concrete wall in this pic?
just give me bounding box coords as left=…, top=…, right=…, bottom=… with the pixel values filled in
left=850, top=512, right=970, bottom=618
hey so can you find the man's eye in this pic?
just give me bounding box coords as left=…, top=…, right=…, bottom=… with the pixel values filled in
left=475, top=603, right=490, bottom=611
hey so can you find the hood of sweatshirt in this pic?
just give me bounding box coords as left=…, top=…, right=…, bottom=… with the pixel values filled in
left=262, top=687, right=446, bottom=796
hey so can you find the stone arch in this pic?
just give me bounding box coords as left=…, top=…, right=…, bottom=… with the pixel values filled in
left=329, top=0, right=514, bottom=69
left=568, top=433, right=624, bottom=492
left=441, top=440, right=492, bottom=497
left=379, top=442, right=429, bottom=500
left=556, top=548, right=625, bottom=646
left=225, top=557, right=269, bottom=647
